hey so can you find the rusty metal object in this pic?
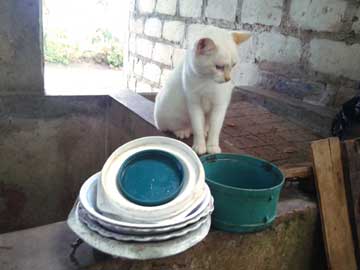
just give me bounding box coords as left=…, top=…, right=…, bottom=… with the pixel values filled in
left=69, top=238, right=84, bottom=267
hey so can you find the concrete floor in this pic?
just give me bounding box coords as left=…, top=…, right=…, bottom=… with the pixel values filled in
left=44, top=63, right=125, bottom=96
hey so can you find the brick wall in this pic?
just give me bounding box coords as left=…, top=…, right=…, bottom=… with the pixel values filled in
left=126, top=0, right=360, bottom=109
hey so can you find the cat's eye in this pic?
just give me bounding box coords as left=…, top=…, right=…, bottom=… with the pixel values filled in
left=232, top=63, right=237, bottom=67
left=215, top=65, right=225, bottom=71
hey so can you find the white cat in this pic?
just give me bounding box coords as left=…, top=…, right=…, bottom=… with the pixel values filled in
left=154, top=26, right=251, bottom=155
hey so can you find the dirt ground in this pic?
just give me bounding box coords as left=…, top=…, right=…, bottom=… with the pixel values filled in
left=44, top=62, right=126, bottom=96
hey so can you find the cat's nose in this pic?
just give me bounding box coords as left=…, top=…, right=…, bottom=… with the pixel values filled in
left=224, top=75, right=231, bottom=82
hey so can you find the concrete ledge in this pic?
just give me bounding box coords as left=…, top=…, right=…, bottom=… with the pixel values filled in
left=0, top=91, right=162, bottom=233
left=0, top=95, right=109, bottom=118
left=86, top=200, right=324, bottom=270
left=111, top=90, right=157, bottom=126
left=0, top=221, right=94, bottom=270
left=0, top=189, right=325, bottom=270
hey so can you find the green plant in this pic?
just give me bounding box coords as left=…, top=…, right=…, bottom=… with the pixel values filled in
left=90, top=28, right=123, bottom=68
left=44, top=27, right=123, bottom=68
left=44, top=32, right=72, bottom=65
left=106, top=44, right=123, bottom=68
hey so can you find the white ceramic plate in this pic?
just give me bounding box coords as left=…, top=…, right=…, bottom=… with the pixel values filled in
left=97, top=136, right=206, bottom=223
left=79, top=172, right=213, bottom=232
left=67, top=202, right=212, bottom=260
left=78, top=203, right=211, bottom=242
left=91, top=198, right=214, bottom=235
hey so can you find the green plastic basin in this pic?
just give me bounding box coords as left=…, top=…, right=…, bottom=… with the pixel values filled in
left=201, top=153, right=284, bottom=233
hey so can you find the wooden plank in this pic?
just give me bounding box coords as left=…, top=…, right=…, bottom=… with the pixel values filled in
left=311, top=137, right=357, bottom=270
left=280, top=162, right=313, bottom=181
left=342, top=138, right=360, bottom=257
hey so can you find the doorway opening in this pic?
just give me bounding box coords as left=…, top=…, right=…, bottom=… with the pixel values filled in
left=42, top=0, right=128, bottom=95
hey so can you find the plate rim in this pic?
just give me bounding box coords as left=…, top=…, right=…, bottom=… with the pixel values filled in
left=78, top=203, right=211, bottom=242
left=67, top=202, right=212, bottom=260
left=79, top=172, right=213, bottom=230
left=97, top=136, right=205, bottom=221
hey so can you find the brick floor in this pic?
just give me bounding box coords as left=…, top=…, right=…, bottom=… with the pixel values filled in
left=218, top=101, right=321, bottom=165
left=164, top=99, right=321, bottom=166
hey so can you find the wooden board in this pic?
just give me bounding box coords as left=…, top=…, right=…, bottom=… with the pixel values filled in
left=280, top=162, right=313, bottom=181
left=311, top=137, right=357, bottom=270
left=342, top=138, right=360, bottom=257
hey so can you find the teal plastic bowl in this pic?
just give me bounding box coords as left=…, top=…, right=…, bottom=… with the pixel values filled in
left=117, top=150, right=184, bottom=206
left=201, top=153, right=284, bottom=233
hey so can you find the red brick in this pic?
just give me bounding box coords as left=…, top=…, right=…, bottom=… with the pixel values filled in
left=255, top=132, right=283, bottom=145
left=220, top=141, right=246, bottom=154
left=223, top=121, right=252, bottom=137
left=275, top=122, right=301, bottom=132
left=278, top=130, right=319, bottom=143
left=233, top=135, right=268, bottom=148
left=253, top=114, right=283, bottom=125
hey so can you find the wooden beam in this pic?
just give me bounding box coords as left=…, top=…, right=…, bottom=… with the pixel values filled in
left=342, top=138, right=360, bottom=260
left=280, top=162, right=313, bottom=181
left=311, top=137, right=357, bottom=270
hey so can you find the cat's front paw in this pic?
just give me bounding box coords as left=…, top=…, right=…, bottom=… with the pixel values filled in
left=192, top=143, right=207, bottom=155
left=174, top=128, right=192, bottom=139
left=207, top=145, right=222, bottom=154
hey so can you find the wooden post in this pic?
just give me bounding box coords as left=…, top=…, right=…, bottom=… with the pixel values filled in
left=311, top=137, right=357, bottom=270
left=342, top=138, right=360, bottom=260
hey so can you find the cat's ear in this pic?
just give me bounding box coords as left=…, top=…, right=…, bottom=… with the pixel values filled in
left=231, top=32, right=251, bottom=45
left=196, top=38, right=216, bottom=55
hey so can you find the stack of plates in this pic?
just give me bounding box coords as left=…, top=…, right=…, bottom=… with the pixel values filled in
left=77, top=172, right=213, bottom=242
left=69, top=137, right=213, bottom=259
